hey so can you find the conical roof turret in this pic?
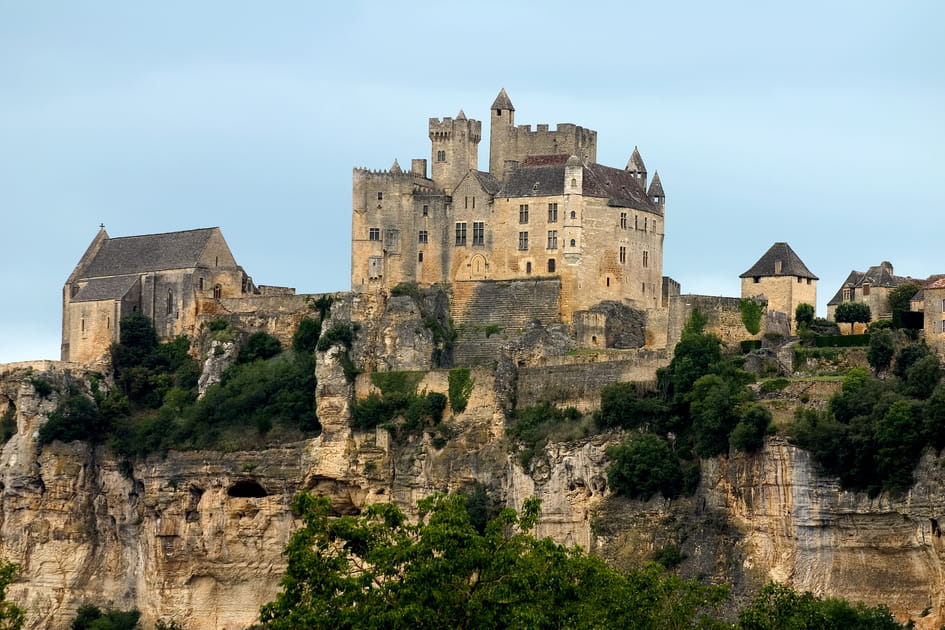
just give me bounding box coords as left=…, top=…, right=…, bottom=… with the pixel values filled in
left=390, top=159, right=402, bottom=173
left=456, top=109, right=467, bottom=120
left=647, top=171, right=664, bottom=197
left=626, top=146, right=646, bottom=173
left=491, top=88, right=514, bottom=111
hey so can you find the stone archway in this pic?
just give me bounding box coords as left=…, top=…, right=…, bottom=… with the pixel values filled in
left=466, top=254, right=489, bottom=280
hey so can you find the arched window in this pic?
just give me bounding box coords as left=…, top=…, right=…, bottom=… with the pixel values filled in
left=570, top=239, right=576, bottom=247
left=570, top=210, right=576, bottom=219
left=213, top=284, right=222, bottom=299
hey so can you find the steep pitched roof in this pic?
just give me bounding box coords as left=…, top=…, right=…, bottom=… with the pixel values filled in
left=647, top=171, right=664, bottom=197
left=584, top=163, right=657, bottom=212
left=72, top=275, right=140, bottom=302
left=79, top=227, right=220, bottom=279
left=471, top=170, right=500, bottom=195
left=491, top=88, right=514, bottom=111
left=496, top=161, right=658, bottom=212
left=625, top=146, right=646, bottom=173
left=740, top=242, right=818, bottom=280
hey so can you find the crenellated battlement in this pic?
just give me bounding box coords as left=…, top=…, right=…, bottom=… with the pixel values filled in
left=428, top=117, right=482, bottom=142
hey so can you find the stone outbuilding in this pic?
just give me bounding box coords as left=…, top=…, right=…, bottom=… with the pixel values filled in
left=826, top=261, right=923, bottom=323
left=739, top=242, right=817, bottom=333
left=62, top=227, right=256, bottom=363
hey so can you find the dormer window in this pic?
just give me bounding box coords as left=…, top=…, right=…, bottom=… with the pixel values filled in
left=774, top=261, right=783, bottom=274
left=863, top=284, right=871, bottom=296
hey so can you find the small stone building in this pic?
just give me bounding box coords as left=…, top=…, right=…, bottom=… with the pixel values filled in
left=739, top=242, right=817, bottom=333
left=62, top=227, right=256, bottom=363
left=826, top=261, right=922, bottom=323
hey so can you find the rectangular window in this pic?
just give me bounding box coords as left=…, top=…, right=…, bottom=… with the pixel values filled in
left=418, top=230, right=428, bottom=243
left=863, top=284, right=871, bottom=296
left=518, top=231, right=529, bottom=251
left=437, top=150, right=446, bottom=162
left=619, top=246, right=626, bottom=264
left=548, top=203, right=558, bottom=222
left=369, top=227, right=380, bottom=241
left=377, top=192, right=383, bottom=200
left=547, top=230, right=558, bottom=249
left=473, top=221, right=484, bottom=245
left=644, top=217, right=648, bottom=231
left=422, top=205, right=429, bottom=216
left=455, top=222, right=467, bottom=246
left=620, top=212, right=627, bottom=229
left=519, top=204, right=529, bottom=224
left=643, top=251, right=649, bottom=268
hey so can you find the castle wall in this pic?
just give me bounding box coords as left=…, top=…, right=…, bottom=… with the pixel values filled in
left=668, top=295, right=752, bottom=349
left=493, top=123, right=598, bottom=171
left=515, top=351, right=669, bottom=411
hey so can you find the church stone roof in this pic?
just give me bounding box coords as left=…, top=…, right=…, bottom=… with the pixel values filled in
left=80, top=228, right=219, bottom=279
left=491, top=88, right=514, bottom=111
left=740, top=242, right=818, bottom=280
left=72, top=275, right=140, bottom=303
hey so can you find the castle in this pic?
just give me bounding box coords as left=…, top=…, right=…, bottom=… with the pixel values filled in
left=351, top=89, right=667, bottom=320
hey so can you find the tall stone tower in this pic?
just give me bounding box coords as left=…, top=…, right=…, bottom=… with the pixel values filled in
left=489, top=88, right=516, bottom=176
left=429, top=110, right=481, bottom=193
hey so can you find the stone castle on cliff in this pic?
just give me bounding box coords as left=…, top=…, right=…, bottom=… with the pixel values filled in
left=351, top=89, right=666, bottom=320
left=61, top=89, right=827, bottom=365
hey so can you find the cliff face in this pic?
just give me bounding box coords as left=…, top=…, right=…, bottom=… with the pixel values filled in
left=3, top=351, right=945, bottom=628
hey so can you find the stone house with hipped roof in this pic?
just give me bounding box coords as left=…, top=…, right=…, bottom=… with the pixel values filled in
left=351, top=89, right=667, bottom=323
left=739, top=242, right=817, bottom=333
left=62, top=227, right=257, bottom=363
left=826, top=261, right=924, bottom=324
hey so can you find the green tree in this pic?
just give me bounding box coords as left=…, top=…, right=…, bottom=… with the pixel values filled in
left=737, top=582, right=905, bottom=630
left=260, top=493, right=729, bottom=630
left=834, top=302, right=871, bottom=333
left=873, top=399, right=925, bottom=492
left=606, top=433, right=684, bottom=500
left=730, top=403, right=772, bottom=453
left=794, top=303, right=815, bottom=330
left=70, top=604, right=140, bottom=630
left=0, top=560, right=25, bottom=630
left=292, top=317, right=321, bottom=354
left=867, top=329, right=895, bottom=375
left=902, top=353, right=942, bottom=399
left=887, top=283, right=921, bottom=328
left=892, top=341, right=931, bottom=380
left=237, top=331, right=283, bottom=364
left=739, top=298, right=764, bottom=336
left=596, top=382, right=668, bottom=431
left=689, top=373, right=752, bottom=457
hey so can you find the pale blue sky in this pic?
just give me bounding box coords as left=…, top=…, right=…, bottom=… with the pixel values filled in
left=2, top=1, right=943, bottom=362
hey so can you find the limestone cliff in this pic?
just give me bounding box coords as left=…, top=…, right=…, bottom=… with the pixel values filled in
left=3, top=346, right=945, bottom=628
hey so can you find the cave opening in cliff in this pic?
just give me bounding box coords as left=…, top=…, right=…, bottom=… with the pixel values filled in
left=227, top=480, right=268, bottom=498
left=0, top=396, right=15, bottom=441
left=932, top=518, right=941, bottom=538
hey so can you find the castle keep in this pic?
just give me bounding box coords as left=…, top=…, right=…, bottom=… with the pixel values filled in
left=351, top=89, right=666, bottom=320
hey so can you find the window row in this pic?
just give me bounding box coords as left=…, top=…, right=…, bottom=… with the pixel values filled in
left=518, top=203, right=561, bottom=224
left=453, top=222, right=486, bottom=246
left=619, top=212, right=654, bottom=232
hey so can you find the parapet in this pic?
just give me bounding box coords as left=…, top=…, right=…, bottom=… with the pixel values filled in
left=429, top=116, right=482, bottom=142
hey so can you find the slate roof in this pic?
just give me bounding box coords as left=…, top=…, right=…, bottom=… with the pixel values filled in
left=648, top=171, right=664, bottom=197
left=740, top=242, right=818, bottom=280
left=491, top=88, right=514, bottom=111
left=80, top=228, right=218, bottom=279
left=826, top=263, right=924, bottom=305
left=626, top=146, right=646, bottom=173
left=472, top=171, right=501, bottom=195
left=72, top=275, right=140, bottom=303
left=496, top=160, right=658, bottom=213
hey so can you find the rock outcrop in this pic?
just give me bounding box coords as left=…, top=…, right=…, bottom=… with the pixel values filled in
left=3, top=324, right=945, bottom=628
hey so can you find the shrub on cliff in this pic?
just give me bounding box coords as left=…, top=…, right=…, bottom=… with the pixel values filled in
left=606, top=433, right=684, bottom=500
left=0, top=560, right=25, bottom=630
left=737, top=582, right=906, bottom=629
